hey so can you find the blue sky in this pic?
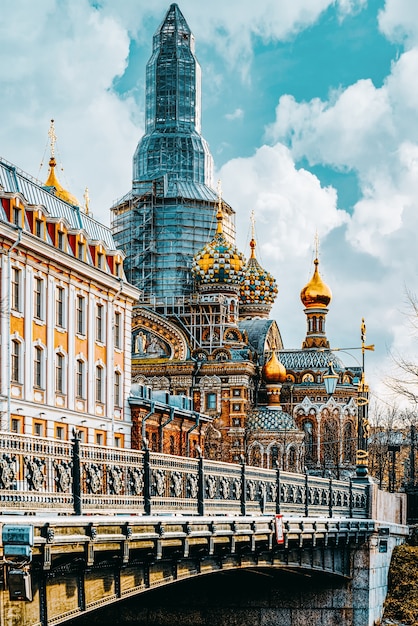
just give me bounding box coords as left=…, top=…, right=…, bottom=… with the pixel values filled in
left=1, top=0, right=418, bottom=412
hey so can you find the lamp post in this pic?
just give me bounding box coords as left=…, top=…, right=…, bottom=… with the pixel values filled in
left=322, top=319, right=374, bottom=479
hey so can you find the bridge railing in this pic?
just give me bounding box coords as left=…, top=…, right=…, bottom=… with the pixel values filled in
left=0, top=431, right=368, bottom=518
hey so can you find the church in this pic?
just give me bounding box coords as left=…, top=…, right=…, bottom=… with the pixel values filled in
left=111, top=4, right=364, bottom=477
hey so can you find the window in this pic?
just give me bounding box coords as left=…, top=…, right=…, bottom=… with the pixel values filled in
left=77, top=241, right=84, bottom=261
left=56, top=287, right=65, bottom=328
left=11, top=340, right=20, bottom=383
left=34, top=421, right=45, bottom=437
left=11, top=418, right=21, bottom=433
left=34, top=346, right=43, bottom=388
left=115, top=262, right=121, bottom=277
left=206, top=392, right=217, bottom=410
left=114, top=312, right=121, bottom=349
left=232, top=403, right=241, bottom=412
left=97, top=252, right=103, bottom=269
left=56, top=426, right=65, bottom=440
left=35, top=219, right=43, bottom=238
left=34, top=277, right=44, bottom=320
left=12, top=207, right=21, bottom=227
left=114, top=434, right=123, bottom=448
left=114, top=371, right=121, bottom=407
left=233, top=389, right=241, bottom=397
left=57, top=231, right=65, bottom=251
left=96, top=304, right=104, bottom=342
left=95, top=365, right=104, bottom=403
left=76, top=359, right=85, bottom=399
left=56, top=353, right=64, bottom=393
left=11, top=267, right=21, bottom=312
left=76, top=295, right=85, bottom=335
left=96, top=432, right=104, bottom=446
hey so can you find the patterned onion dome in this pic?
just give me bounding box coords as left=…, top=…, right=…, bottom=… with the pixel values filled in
left=239, top=237, right=278, bottom=306
left=192, top=204, right=245, bottom=285
left=300, top=258, right=332, bottom=309
left=262, top=349, right=287, bottom=384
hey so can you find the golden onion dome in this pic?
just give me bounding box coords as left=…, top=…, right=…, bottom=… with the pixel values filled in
left=44, top=157, right=80, bottom=207
left=262, top=349, right=287, bottom=384
left=239, top=237, right=278, bottom=305
left=192, top=203, right=245, bottom=285
left=300, top=258, right=332, bottom=309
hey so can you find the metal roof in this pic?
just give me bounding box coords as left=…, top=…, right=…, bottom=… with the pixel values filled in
left=0, top=157, right=116, bottom=249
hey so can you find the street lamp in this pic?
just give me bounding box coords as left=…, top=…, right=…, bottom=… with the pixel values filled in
left=322, top=318, right=374, bottom=480
left=324, top=362, right=338, bottom=396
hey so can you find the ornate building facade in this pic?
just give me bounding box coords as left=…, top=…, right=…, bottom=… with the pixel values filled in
left=113, top=4, right=364, bottom=476
left=0, top=132, right=140, bottom=447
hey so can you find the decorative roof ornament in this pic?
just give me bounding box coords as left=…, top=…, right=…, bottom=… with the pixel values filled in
left=191, top=180, right=245, bottom=290
left=239, top=210, right=278, bottom=318
left=83, top=187, right=90, bottom=215
left=44, top=120, right=80, bottom=208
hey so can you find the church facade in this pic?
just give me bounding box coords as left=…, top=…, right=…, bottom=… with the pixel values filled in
left=112, top=4, right=363, bottom=477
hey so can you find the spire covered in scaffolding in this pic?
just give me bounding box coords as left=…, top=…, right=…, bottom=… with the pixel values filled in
left=133, top=3, right=214, bottom=190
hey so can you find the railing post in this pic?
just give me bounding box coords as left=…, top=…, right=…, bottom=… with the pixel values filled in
left=143, top=438, right=151, bottom=515
left=72, top=429, right=82, bottom=516
left=349, top=476, right=353, bottom=518
left=197, top=446, right=204, bottom=516
left=304, top=469, right=309, bottom=517
left=275, top=460, right=281, bottom=515
left=240, top=455, right=247, bottom=516
left=328, top=471, right=333, bottom=518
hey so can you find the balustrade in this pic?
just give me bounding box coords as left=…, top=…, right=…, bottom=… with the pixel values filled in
left=0, top=432, right=368, bottom=518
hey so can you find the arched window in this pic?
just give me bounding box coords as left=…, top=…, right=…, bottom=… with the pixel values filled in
left=303, top=421, right=314, bottom=462
left=250, top=444, right=263, bottom=467
left=34, top=346, right=43, bottom=388
left=288, top=447, right=297, bottom=471
left=95, top=365, right=104, bottom=403
left=114, top=371, right=122, bottom=407
left=76, top=359, right=85, bottom=399
left=322, top=418, right=339, bottom=466
left=55, top=353, right=65, bottom=393
left=343, top=421, right=355, bottom=463
left=11, top=340, right=21, bottom=383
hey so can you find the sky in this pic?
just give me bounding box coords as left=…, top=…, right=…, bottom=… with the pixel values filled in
left=1, top=0, right=418, bottom=414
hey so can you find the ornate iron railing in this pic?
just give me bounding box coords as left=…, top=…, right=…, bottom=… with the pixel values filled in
left=0, top=432, right=368, bottom=518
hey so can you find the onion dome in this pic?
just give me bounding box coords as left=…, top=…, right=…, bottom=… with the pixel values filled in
left=239, top=236, right=278, bottom=318
left=44, top=157, right=80, bottom=207
left=300, top=258, right=332, bottom=309
left=262, top=349, right=287, bottom=384
left=192, top=202, right=245, bottom=287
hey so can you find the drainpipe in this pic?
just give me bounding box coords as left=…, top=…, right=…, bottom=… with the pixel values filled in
left=4, top=228, right=22, bottom=432
left=186, top=413, right=200, bottom=457
left=159, top=406, right=174, bottom=452
left=141, top=401, right=155, bottom=444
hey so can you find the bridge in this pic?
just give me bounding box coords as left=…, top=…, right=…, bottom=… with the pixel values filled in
left=0, top=432, right=408, bottom=626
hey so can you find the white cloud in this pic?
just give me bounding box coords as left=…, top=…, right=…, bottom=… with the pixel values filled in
left=225, top=108, right=244, bottom=121
left=219, top=143, right=347, bottom=265
left=378, top=0, right=418, bottom=48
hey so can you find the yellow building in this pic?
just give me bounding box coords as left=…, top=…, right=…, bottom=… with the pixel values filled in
left=0, top=143, right=140, bottom=447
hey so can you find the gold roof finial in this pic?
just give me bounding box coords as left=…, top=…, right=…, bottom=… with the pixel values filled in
left=249, top=210, right=256, bottom=259
left=48, top=119, right=57, bottom=159
left=44, top=120, right=80, bottom=207
left=83, top=187, right=90, bottom=215
left=314, top=230, right=319, bottom=260
left=216, top=179, right=223, bottom=234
